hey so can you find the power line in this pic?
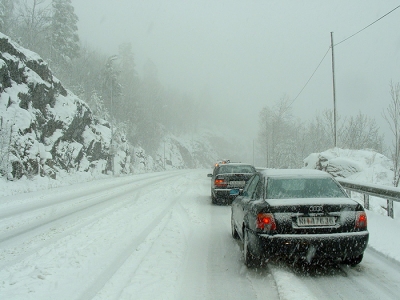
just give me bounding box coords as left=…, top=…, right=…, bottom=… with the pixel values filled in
left=288, top=46, right=331, bottom=107
left=335, top=5, right=400, bottom=46
left=288, top=4, right=400, bottom=107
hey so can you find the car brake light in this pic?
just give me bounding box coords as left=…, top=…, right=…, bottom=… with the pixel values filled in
left=215, top=179, right=227, bottom=188
left=256, top=213, right=276, bottom=231
left=355, top=211, right=367, bottom=229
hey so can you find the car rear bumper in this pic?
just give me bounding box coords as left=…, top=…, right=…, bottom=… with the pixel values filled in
left=213, top=188, right=243, bottom=203
left=251, top=231, right=369, bottom=260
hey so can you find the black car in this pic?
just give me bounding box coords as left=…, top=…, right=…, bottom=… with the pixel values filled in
left=207, top=162, right=256, bottom=205
left=231, top=169, right=369, bottom=268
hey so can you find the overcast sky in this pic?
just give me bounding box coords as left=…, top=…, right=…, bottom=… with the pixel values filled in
left=71, top=0, right=400, bottom=147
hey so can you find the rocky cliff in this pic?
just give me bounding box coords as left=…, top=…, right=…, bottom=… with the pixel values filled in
left=0, top=33, right=120, bottom=179
left=0, top=33, right=222, bottom=180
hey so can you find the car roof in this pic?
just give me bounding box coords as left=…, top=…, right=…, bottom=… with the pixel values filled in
left=260, top=168, right=331, bottom=178
left=216, top=162, right=254, bottom=167
left=222, top=162, right=252, bottom=166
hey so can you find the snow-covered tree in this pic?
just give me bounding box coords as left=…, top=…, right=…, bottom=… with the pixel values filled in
left=102, top=55, right=121, bottom=119
left=383, top=81, right=400, bottom=187
left=258, top=96, right=302, bottom=168
left=49, top=0, right=79, bottom=65
left=340, top=112, right=384, bottom=152
left=117, top=42, right=139, bottom=122
left=0, top=0, right=15, bottom=35
left=0, top=116, right=12, bottom=177
left=15, top=0, right=50, bottom=53
left=88, top=91, right=110, bottom=121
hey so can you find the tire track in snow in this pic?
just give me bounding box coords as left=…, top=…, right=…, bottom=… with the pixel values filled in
left=337, top=248, right=400, bottom=299
left=264, top=247, right=400, bottom=300
left=0, top=171, right=189, bottom=270
left=177, top=175, right=280, bottom=300
left=78, top=174, right=192, bottom=300
left=111, top=202, right=194, bottom=300
left=0, top=172, right=182, bottom=243
left=0, top=172, right=170, bottom=219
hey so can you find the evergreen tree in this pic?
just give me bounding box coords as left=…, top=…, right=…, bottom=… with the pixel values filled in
left=102, top=55, right=121, bottom=118
left=117, top=42, right=138, bottom=122
left=50, top=0, right=79, bottom=65
left=0, top=0, right=15, bottom=36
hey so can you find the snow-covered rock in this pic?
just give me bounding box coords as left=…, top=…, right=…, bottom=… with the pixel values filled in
left=0, top=33, right=112, bottom=179
left=0, top=33, right=227, bottom=181
left=303, top=148, right=393, bottom=185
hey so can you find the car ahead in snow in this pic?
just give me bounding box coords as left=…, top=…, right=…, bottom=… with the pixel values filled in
left=230, top=169, right=369, bottom=268
left=207, top=162, right=256, bottom=205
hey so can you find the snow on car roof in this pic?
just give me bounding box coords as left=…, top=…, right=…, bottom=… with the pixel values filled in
left=260, top=168, right=331, bottom=178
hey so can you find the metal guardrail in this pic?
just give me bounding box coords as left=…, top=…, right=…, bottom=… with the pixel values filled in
left=336, top=178, right=400, bottom=218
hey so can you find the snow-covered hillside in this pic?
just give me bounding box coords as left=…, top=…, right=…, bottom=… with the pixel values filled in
left=0, top=32, right=119, bottom=179
left=0, top=33, right=231, bottom=180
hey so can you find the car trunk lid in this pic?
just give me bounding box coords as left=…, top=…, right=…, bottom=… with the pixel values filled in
left=216, top=173, right=253, bottom=188
left=264, top=198, right=362, bottom=234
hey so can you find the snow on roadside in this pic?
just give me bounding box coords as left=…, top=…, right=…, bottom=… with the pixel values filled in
left=269, top=268, right=318, bottom=300
left=0, top=171, right=110, bottom=198
left=366, top=211, right=400, bottom=263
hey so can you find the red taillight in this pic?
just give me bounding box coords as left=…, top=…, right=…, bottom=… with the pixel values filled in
left=355, top=211, right=367, bottom=229
left=256, top=213, right=276, bottom=231
left=215, top=179, right=227, bottom=188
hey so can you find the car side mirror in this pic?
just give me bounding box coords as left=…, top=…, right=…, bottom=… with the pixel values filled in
left=207, top=174, right=213, bottom=177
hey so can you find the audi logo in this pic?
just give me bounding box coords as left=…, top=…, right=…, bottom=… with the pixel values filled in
left=309, top=205, right=323, bottom=213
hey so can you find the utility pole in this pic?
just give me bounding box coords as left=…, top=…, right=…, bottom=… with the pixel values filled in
left=163, top=141, right=166, bottom=170
left=107, top=55, right=118, bottom=175
left=110, top=78, right=114, bottom=175
left=330, top=32, right=337, bottom=147
left=252, top=139, right=255, bottom=166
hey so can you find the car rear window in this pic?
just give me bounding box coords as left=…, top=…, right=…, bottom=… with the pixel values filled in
left=266, top=177, right=347, bottom=199
left=217, top=165, right=254, bottom=174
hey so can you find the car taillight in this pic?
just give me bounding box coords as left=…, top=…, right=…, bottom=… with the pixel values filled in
left=355, top=211, right=367, bottom=229
left=215, top=179, right=227, bottom=188
left=256, top=213, right=276, bottom=231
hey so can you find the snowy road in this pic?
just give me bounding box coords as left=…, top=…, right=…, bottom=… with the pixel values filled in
left=1, top=169, right=400, bottom=299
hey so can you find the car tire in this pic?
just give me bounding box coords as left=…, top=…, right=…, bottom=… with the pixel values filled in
left=231, top=216, right=239, bottom=239
left=343, top=254, right=363, bottom=267
left=211, top=193, right=218, bottom=205
left=243, top=229, right=261, bottom=268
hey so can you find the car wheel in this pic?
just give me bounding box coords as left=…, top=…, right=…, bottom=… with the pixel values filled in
left=343, top=254, right=363, bottom=267
left=211, top=194, right=217, bottom=204
left=231, top=216, right=239, bottom=239
left=243, top=229, right=260, bottom=268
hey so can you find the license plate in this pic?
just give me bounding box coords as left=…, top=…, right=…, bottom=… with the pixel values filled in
left=229, top=181, right=245, bottom=186
left=297, top=216, right=336, bottom=226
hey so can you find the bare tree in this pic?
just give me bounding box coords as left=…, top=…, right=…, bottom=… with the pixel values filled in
left=0, top=116, right=12, bottom=177
left=0, top=0, right=16, bottom=36
left=258, top=96, right=298, bottom=168
left=15, top=0, right=51, bottom=55
left=340, top=112, right=384, bottom=153
left=383, top=81, right=400, bottom=187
